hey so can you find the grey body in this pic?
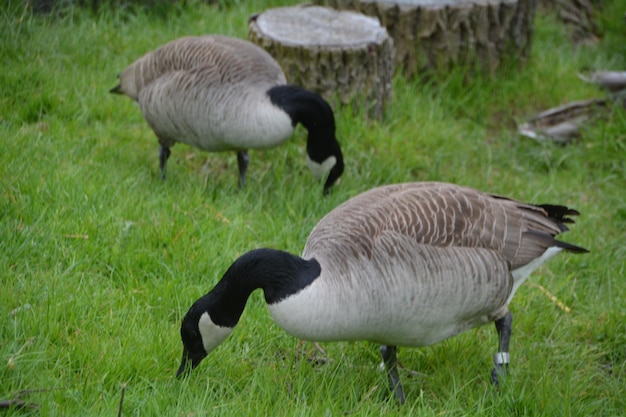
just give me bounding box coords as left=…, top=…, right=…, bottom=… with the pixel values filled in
left=111, top=35, right=343, bottom=191
left=178, top=182, right=588, bottom=402
left=270, top=182, right=580, bottom=345
left=118, top=36, right=290, bottom=152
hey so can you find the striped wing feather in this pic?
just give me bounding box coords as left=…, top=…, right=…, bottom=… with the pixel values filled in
left=117, top=35, right=287, bottom=100
left=304, top=182, right=578, bottom=270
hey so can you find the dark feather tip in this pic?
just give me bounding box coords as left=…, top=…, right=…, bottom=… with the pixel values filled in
left=537, top=204, right=581, bottom=223
left=110, top=84, right=123, bottom=94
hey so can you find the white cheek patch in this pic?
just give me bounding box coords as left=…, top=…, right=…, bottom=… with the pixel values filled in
left=198, top=312, right=234, bottom=354
left=306, top=154, right=337, bottom=180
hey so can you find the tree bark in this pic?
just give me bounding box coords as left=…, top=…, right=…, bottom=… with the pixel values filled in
left=548, top=0, right=601, bottom=43
left=316, top=0, right=538, bottom=78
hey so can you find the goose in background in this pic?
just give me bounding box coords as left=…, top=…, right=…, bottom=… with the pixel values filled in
left=110, top=35, right=344, bottom=193
left=176, top=182, right=588, bottom=403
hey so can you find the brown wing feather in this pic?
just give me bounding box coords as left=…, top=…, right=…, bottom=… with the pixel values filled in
left=304, top=182, right=586, bottom=270
left=115, top=35, right=286, bottom=100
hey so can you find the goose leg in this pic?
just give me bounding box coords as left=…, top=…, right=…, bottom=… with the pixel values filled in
left=380, top=345, right=405, bottom=404
left=236, top=151, right=249, bottom=188
left=159, top=145, right=171, bottom=180
left=491, top=311, right=512, bottom=387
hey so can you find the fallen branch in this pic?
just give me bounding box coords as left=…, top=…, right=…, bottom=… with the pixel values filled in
left=518, top=98, right=608, bottom=144
left=0, top=388, right=61, bottom=411
left=0, top=398, right=38, bottom=410
left=0, top=390, right=43, bottom=411
left=527, top=282, right=572, bottom=313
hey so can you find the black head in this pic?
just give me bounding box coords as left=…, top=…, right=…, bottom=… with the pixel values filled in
left=313, top=141, right=344, bottom=194
left=176, top=297, right=235, bottom=378
left=175, top=264, right=249, bottom=378
left=175, top=249, right=320, bottom=378
left=268, top=85, right=344, bottom=193
left=176, top=304, right=209, bottom=378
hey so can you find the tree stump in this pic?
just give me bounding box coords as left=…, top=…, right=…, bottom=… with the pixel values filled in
left=316, top=0, right=538, bottom=78
left=549, top=0, right=601, bottom=44
left=248, top=5, right=394, bottom=119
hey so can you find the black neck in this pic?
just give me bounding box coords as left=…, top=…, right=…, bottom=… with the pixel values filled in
left=268, top=85, right=344, bottom=191
left=197, top=249, right=321, bottom=328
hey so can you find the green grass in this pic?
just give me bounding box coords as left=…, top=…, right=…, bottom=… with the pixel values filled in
left=1, top=0, right=625, bottom=415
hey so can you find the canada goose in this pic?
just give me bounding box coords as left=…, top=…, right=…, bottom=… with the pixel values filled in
left=110, top=35, right=344, bottom=192
left=176, top=182, right=588, bottom=403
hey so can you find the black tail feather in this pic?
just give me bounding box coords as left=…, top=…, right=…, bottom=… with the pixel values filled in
left=524, top=230, right=589, bottom=255
left=525, top=203, right=589, bottom=254
left=537, top=204, right=581, bottom=224
left=555, top=238, right=590, bottom=254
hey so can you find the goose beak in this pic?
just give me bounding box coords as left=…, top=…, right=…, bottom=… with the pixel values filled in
left=176, top=348, right=205, bottom=378
left=176, top=354, right=190, bottom=378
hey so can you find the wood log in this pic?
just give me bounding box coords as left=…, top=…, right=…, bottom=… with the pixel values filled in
left=518, top=98, right=609, bottom=143
left=316, top=0, right=538, bottom=78
left=248, top=5, right=394, bottom=119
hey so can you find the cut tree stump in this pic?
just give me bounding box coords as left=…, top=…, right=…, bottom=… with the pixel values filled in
left=315, top=0, right=538, bottom=78
left=248, top=5, right=394, bottom=119
left=549, top=0, right=601, bottom=44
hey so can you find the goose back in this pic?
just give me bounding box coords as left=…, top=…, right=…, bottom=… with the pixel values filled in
left=303, top=182, right=579, bottom=271
left=115, top=35, right=286, bottom=100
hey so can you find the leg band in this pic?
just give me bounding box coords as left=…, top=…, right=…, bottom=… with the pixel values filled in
left=493, top=352, right=510, bottom=365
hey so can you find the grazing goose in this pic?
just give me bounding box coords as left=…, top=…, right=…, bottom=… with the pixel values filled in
left=176, top=182, right=588, bottom=403
left=110, top=35, right=344, bottom=192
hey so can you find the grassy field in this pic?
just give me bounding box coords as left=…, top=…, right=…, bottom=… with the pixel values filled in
left=1, top=0, right=625, bottom=415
